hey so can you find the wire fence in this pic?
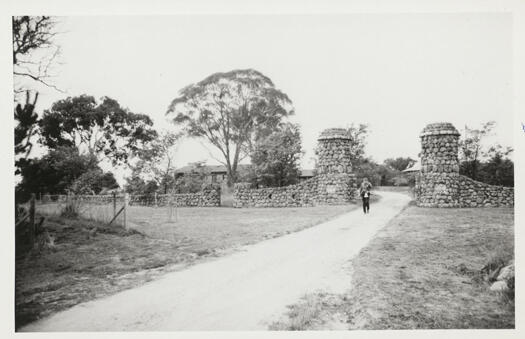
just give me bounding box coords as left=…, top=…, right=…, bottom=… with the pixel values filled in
left=33, top=193, right=182, bottom=240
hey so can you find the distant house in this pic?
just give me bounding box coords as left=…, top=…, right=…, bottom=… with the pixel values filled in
left=298, top=169, right=315, bottom=181
left=402, top=161, right=421, bottom=173
left=174, top=164, right=315, bottom=184
left=174, top=164, right=253, bottom=185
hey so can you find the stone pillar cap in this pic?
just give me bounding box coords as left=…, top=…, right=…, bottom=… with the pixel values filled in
left=318, top=128, right=352, bottom=140
left=420, top=122, right=460, bottom=137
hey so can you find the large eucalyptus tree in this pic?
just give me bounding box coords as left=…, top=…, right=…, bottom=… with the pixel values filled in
left=167, top=69, right=294, bottom=185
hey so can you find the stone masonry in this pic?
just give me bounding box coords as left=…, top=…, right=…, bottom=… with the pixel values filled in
left=415, top=122, right=514, bottom=207
left=233, top=128, right=357, bottom=207
left=129, top=184, right=221, bottom=207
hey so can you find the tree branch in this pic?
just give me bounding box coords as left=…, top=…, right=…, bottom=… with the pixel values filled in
left=13, top=71, right=65, bottom=93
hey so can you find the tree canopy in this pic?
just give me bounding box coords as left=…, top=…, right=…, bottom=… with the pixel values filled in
left=15, top=146, right=118, bottom=201
left=458, top=121, right=496, bottom=181
left=167, top=69, right=294, bottom=185
left=251, top=123, right=303, bottom=187
left=344, top=123, right=369, bottom=167
left=131, top=131, right=180, bottom=194
left=40, top=95, right=158, bottom=165
left=455, top=121, right=514, bottom=187
left=384, top=157, right=416, bottom=172
left=14, top=92, right=39, bottom=174
left=173, top=161, right=209, bottom=194
left=70, top=169, right=119, bottom=195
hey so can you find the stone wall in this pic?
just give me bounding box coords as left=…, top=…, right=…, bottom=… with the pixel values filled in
left=233, top=128, right=358, bottom=208
left=233, top=173, right=357, bottom=208
left=129, top=185, right=221, bottom=207
left=40, top=185, right=222, bottom=208
left=415, top=122, right=514, bottom=208
left=457, top=175, right=514, bottom=207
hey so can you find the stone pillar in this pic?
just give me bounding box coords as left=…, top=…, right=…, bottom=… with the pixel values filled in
left=416, top=122, right=461, bottom=207
left=315, top=128, right=357, bottom=204
left=316, top=128, right=354, bottom=174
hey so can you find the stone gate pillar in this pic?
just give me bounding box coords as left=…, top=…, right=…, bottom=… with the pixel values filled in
left=315, top=128, right=357, bottom=204
left=415, top=122, right=461, bottom=207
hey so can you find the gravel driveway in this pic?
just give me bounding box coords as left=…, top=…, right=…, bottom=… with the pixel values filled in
left=20, top=191, right=411, bottom=331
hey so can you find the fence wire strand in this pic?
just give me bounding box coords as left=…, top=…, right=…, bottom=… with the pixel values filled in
left=34, top=194, right=180, bottom=241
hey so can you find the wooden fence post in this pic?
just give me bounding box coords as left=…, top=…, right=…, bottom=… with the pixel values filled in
left=123, top=193, right=129, bottom=230
left=29, top=194, right=36, bottom=247
left=154, top=192, right=158, bottom=208
left=112, top=192, right=117, bottom=219
left=168, top=195, right=173, bottom=222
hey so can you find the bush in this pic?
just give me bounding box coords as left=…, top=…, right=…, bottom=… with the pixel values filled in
left=70, top=169, right=119, bottom=195
left=173, top=162, right=208, bottom=193
left=60, top=197, right=82, bottom=219
left=250, top=123, right=303, bottom=187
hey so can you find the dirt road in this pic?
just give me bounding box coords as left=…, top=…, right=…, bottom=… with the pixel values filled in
left=20, top=191, right=410, bottom=331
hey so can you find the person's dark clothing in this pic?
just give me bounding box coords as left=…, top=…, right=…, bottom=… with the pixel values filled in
left=361, top=190, right=370, bottom=214
left=362, top=197, right=370, bottom=213
left=359, top=180, right=372, bottom=214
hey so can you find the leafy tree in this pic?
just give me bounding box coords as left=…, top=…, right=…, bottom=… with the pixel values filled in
left=70, top=169, right=119, bottom=195
left=459, top=121, right=496, bottom=181
left=132, top=131, right=180, bottom=194
left=39, top=95, right=157, bottom=165
left=334, top=124, right=376, bottom=183
left=476, top=145, right=514, bottom=187
left=376, top=164, right=399, bottom=186
left=342, top=123, right=369, bottom=168
left=174, top=161, right=209, bottom=193
left=353, top=158, right=382, bottom=186
left=14, top=92, right=39, bottom=174
left=384, top=157, right=416, bottom=172
left=124, top=171, right=159, bottom=196
left=478, top=155, right=513, bottom=187
left=353, top=158, right=404, bottom=187
left=167, top=69, right=294, bottom=186
left=15, top=146, right=99, bottom=201
left=251, top=123, right=303, bottom=187
left=458, top=122, right=514, bottom=186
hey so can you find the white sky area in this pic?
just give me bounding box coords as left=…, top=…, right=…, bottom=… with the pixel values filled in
left=27, top=13, right=513, bottom=184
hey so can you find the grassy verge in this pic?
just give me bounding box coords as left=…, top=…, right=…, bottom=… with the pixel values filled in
left=16, top=204, right=356, bottom=329
left=270, top=206, right=514, bottom=330
left=126, top=205, right=357, bottom=245
left=270, top=292, right=348, bottom=330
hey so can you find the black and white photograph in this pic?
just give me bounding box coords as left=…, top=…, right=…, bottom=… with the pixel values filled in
left=3, top=0, right=525, bottom=337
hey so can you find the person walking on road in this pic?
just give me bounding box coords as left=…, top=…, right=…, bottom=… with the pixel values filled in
left=359, top=178, right=372, bottom=214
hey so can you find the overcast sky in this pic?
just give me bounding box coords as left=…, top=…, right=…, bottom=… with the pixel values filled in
left=29, top=13, right=512, bottom=181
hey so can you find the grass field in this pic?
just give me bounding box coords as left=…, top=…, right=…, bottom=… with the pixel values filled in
left=270, top=205, right=515, bottom=330
left=16, top=203, right=356, bottom=329
left=37, top=202, right=358, bottom=243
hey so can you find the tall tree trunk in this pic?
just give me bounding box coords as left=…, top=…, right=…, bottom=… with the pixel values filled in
left=229, top=143, right=242, bottom=187
left=226, top=157, right=234, bottom=188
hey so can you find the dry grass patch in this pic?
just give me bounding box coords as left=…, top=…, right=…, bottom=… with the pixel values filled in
left=125, top=205, right=357, bottom=246
left=270, top=205, right=514, bottom=330
left=347, top=206, right=514, bottom=329
left=270, top=292, right=347, bottom=330
left=17, top=204, right=356, bottom=330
